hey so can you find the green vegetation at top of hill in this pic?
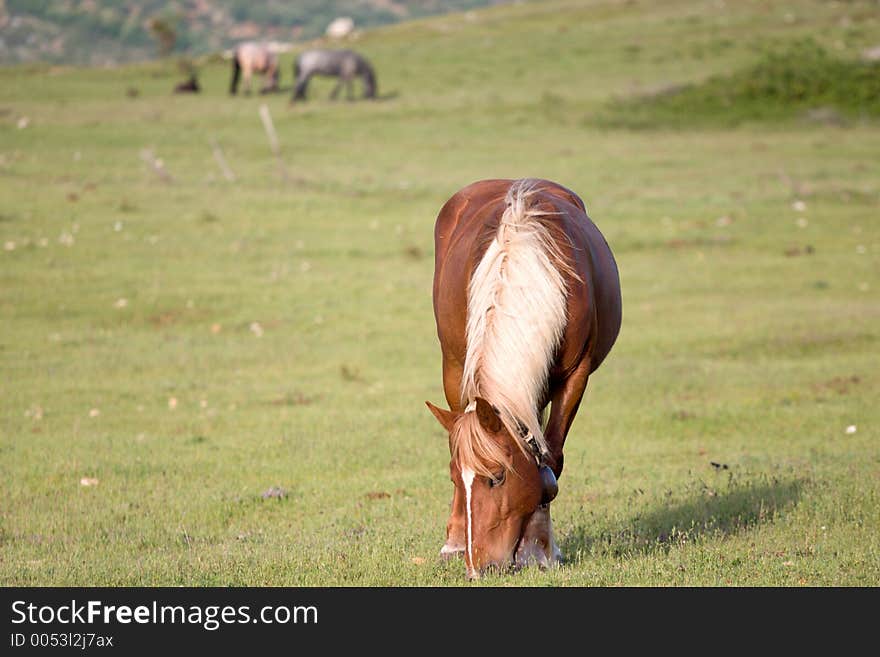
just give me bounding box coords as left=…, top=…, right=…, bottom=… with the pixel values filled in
left=599, top=39, right=880, bottom=129
left=0, top=0, right=502, bottom=65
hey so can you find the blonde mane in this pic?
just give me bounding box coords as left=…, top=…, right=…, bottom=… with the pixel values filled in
left=451, top=179, right=574, bottom=478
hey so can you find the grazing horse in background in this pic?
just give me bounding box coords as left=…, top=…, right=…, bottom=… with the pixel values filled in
left=291, top=49, right=376, bottom=101
left=230, top=42, right=280, bottom=95
left=426, top=179, right=622, bottom=579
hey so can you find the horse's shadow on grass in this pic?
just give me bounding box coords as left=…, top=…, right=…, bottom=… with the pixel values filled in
left=560, top=476, right=804, bottom=560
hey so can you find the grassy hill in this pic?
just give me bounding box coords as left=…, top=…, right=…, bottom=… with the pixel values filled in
left=0, top=0, right=878, bottom=586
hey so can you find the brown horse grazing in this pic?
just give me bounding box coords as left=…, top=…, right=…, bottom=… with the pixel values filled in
left=230, top=42, right=280, bottom=95
left=426, top=178, right=621, bottom=579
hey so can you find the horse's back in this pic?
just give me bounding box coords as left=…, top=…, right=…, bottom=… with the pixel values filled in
left=433, top=179, right=621, bottom=378
left=296, top=49, right=365, bottom=74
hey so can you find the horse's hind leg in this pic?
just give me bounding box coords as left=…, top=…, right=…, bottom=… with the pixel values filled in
left=260, top=65, right=279, bottom=94
left=229, top=57, right=241, bottom=95
left=293, top=73, right=312, bottom=101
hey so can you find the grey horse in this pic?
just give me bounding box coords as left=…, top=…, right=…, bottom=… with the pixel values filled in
left=292, top=49, right=376, bottom=102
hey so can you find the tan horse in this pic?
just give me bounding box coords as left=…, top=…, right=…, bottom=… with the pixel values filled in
left=230, top=42, right=280, bottom=95
left=426, top=178, right=621, bottom=579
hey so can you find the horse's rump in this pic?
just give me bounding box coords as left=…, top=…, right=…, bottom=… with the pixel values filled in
left=230, top=42, right=279, bottom=95
left=235, top=42, right=277, bottom=72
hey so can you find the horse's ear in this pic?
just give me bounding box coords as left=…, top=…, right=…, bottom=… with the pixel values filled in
left=474, top=397, right=502, bottom=433
left=425, top=401, right=457, bottom=433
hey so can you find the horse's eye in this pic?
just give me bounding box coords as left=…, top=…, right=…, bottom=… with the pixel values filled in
left=488, top=471, right=506, bottom=488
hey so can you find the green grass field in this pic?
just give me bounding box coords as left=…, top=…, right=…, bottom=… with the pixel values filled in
left=1, top=0, right=878, bottom=586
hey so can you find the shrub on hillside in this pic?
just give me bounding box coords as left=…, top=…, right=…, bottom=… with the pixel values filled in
left=598, top=39, right=880, bottom=128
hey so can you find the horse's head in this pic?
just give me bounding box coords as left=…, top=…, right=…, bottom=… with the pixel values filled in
left=426, top=398, right=558, bottom=579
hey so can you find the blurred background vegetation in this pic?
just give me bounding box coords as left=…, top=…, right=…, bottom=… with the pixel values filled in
left=0, top=0, right=506, bottom=65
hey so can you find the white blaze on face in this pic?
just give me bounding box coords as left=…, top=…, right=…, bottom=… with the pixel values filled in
left=461, top=467, right=476, bottom=569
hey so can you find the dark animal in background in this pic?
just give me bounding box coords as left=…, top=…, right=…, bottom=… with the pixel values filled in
left=292, top=49, right=376, bottom=102
left=173, top=74, right=200, bottom=94
left=230, top=42, right=280, bottom=95
left=426, top=178, right=621, bottom=579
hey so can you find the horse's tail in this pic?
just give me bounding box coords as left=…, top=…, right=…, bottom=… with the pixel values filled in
left=229, top=52, right=241, bottom=95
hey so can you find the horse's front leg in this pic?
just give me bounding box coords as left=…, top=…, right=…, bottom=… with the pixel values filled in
left=293, top=74, right=311, bottom=101
left=544, top=353, right=592, bottom=478
left=517, top=353, right=592, bottom=568
left=439, top=353, right=466, bottom=559
left=330, top=77, right=344, bottom=100
left=441, top=481, right=466, bottom=559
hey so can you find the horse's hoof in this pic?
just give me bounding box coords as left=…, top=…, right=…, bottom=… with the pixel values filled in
left=514, top=506, right=562, bottom=570
left=515, top=539, right=562, bottom=570
left=439, top=543, right=465, bottom=560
